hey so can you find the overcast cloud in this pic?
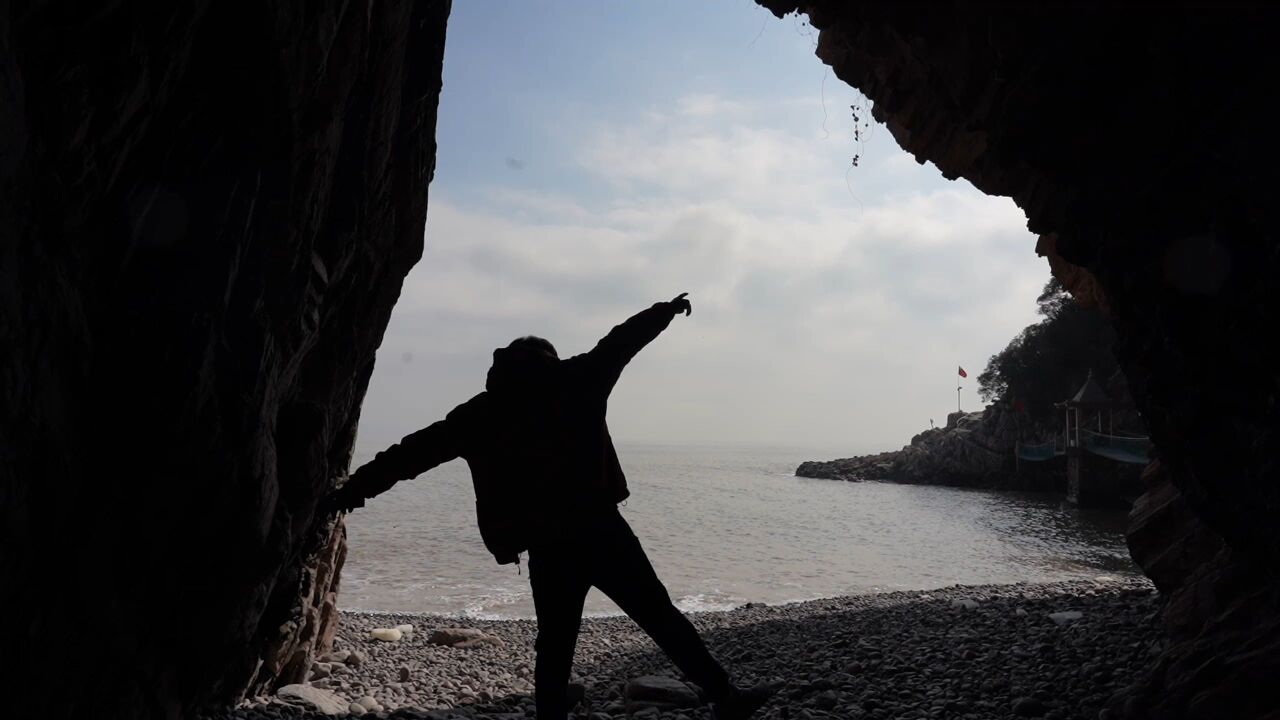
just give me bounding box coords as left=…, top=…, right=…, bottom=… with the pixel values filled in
left=355, top=2, right=1047, bottom=456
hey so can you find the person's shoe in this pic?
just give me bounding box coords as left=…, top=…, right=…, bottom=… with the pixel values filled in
left=709, top=682, right=781, bottom=720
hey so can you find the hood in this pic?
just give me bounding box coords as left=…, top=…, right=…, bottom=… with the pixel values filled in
left=486, top=346, right=558, bottom=398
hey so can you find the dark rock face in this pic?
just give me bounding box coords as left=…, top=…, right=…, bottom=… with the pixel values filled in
left=1120, top=462, right=1280, bottom=718
left=0, top=2, right=450, bottom=718
left=797, top=405, right=1083, bottom=493
left=760, top=2, right=1280, bottom=717
left=797, top=451, right=897, bottom=483
left=797, top=407, right=1024, bottom=487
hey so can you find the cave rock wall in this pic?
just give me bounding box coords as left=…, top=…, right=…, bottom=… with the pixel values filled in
left=759, top=2, right=1280, bottom=717
left=0, top=2, right=450, bottom=717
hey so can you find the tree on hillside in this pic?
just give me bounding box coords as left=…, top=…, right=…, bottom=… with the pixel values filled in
left=977, top=278, right=1119, bottom=420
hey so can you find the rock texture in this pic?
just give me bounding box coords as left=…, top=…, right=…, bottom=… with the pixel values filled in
left=1117, top=461, right=1280, bottom=718
left=0, top=2, right=451, bottom=718
left=428, top=628, right=504, bottom=649
left=202, top=580, right=1160, bottom=720
left=624, top=676, right=702, bottom=712
left=275, top=685, right=350, bottom=716
left=5, top=2, right=1278, bottom=718
left=798, top=407, right=1048, bottom=490
left=760, top=2, right=1280, bottom=716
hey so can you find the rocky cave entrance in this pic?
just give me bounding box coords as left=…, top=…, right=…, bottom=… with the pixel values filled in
left=345, top=1, right=1060, bottom=621
left=2, top=2, right=1278, bottom=719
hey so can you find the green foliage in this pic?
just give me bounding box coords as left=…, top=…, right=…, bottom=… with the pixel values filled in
left=977, top=278, right=1118, bottom=419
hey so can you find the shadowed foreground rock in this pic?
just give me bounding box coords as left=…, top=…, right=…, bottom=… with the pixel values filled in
left=0, top=2, right=451, bottom=718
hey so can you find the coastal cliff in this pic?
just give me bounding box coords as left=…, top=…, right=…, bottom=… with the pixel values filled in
left=796, top=406, right=1045, bottom=489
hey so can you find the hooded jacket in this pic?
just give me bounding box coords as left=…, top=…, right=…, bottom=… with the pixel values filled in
left=343, top=300, right=683, bottom=564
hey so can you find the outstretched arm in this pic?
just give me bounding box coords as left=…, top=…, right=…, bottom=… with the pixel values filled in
left=586, top=292, right=692, bottom=389
left=324, top=418, right=459, bottom=512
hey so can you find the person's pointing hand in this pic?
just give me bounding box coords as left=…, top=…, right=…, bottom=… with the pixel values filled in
left=670, top=292, right=692, bottom=317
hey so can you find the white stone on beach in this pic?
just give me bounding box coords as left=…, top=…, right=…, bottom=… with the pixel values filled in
left=371, top=627, right=403, bottom=642
left=276, top=684, right=349, bottom=715
left=348, top=702, right=366, bottom=716
left=356, top=696, right=379, bottom=711
left=395, top=623, right=415, bottom=635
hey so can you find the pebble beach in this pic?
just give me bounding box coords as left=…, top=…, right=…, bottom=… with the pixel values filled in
left=202, top=577, right=1160, bottom=720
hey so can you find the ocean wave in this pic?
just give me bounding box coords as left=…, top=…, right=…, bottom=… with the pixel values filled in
left=674, top=592, right=740, bottom=613
left=458, top=588, right=531, bottom=620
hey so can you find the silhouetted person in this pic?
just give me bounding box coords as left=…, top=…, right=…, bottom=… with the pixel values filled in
left=326, top=294, right=776, bottom=720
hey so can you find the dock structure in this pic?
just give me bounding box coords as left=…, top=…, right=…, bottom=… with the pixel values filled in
left=1015, top=371, right=1152, bottom=507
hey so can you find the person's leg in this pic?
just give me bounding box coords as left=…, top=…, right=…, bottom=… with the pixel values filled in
left=529, top=544, right=591, bottom=720
left=589, top=509, right=733, bottom=701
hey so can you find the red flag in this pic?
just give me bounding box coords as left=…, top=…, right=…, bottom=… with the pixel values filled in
left=958, top=366, right=968, bottom=378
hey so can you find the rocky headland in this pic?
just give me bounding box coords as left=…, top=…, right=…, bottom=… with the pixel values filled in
left=797, top=406, right=1045, bottom=489
left=200, top=577, right=1158, bottom=720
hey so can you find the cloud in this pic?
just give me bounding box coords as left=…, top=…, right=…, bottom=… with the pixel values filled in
left=676, top=93, right=748, bottom=117
left=577, top=95, right=840, bottom=213
left=360, top=92, right=1047, bottom=453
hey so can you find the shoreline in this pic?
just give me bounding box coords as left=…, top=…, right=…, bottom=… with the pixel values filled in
left=209, top=577, right=1160, bottom=720
left=334, top=572, right=1139, bottom=621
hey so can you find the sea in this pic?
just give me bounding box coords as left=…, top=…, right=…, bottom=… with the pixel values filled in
left=340, top=443, right=1137, bottom=619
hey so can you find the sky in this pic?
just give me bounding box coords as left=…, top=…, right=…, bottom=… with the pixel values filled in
left=355, top=1, right=1048, bottom=456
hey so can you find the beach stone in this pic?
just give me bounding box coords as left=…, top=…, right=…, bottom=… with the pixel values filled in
left=356, top=696, right=380, bottom=711
left=321, top=650, right=351, bottom=664
left=814, top=690, right=840, bottom=709
left=399, top=665, right=412, bottom=682
left=277, top=684, right=349, bottom=715
left=950, top=599, right=980, bottom=610
left=371, top=628, right=403, bottom=642
left=316, top=579, right=1154, bottom=720
left=1013, top=696, right=1048, bottom=717
left=428, top=628, right=503, bottom=648
left=1048, top=611, right=1083, bottom=625
left=349, top=702, right=367, bottom=716
left=624, top=676, right=700, bottom=709
left=346, top=650, right=367, bottom=667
